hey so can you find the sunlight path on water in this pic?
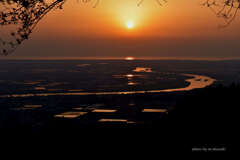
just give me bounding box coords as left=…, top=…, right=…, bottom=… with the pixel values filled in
left=0, top=74, right=216, bottom=98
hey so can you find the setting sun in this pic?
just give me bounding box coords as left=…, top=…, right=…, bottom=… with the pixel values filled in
left=126, top=21, right=134, bottom=29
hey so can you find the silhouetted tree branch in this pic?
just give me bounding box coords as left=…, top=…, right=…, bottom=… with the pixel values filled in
left=0, top=0, right=66, bottom=55
left=202, top=0, right=240, bottom=27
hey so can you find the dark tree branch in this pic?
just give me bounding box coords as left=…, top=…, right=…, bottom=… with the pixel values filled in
left=0, top=0, right=66, bottom=55
left=202, top=0, right=240, bottom=27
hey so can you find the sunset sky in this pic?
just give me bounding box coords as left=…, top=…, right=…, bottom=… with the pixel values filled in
left=4, top=0, right=240, bottom=59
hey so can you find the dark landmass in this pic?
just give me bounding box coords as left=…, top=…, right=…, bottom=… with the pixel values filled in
left=0, top=60, right=238, bottom=152
left=1, top=59, right=240, bottom=94
left=0, top=83, right=237, bottom=152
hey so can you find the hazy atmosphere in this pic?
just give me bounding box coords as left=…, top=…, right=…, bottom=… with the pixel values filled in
left=1, top=0, right=240, bottom=59
left=0, top=0, right=238, bottom=152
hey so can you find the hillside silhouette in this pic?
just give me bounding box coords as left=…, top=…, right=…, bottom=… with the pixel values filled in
left=0, top=83, right=237, bottom=152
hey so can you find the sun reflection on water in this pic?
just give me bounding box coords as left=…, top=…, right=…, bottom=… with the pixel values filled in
left=133, top=67, right=152, bottom=73
left=125, top=57, right=135, bottom=61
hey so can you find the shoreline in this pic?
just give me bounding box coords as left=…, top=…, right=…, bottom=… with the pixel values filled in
left=0, top=74, right=216, bottom=98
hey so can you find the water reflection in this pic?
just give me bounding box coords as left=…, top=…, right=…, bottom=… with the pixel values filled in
left=113, top=74, right=145, bottom=79
left=54, top=111, right=88, bottom=119
left=125, top=57, right=135, bottom=61
left=76, top=64, right=91, bottom=67
left=98, top=119, right=135, bottom=124
left=54, top=105, right=117, bottom=119
left=34, top=87, right=46, bottom=90
left=48, top=89, right=62, bottom=91
left=12, top=104, right=42, bottom=110
left=128, top=82, right=138, bottom=86
left=92, top=109, right=117, bottom=113
left=24, top=81, right=41, bottom=85
left=68, top=89, right=84, bottom=92
left=0, top=74, right=216, bottom=98
left=125, top=74, right=134, bottom=78
left=142, top=109, right=167, bottom=113
left=133, top=67, right=152, bottom=73
left=73, top=104, right=104, bottom=111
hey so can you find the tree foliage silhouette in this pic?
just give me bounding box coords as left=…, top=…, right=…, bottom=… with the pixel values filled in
left=202, top=0, right=240, bottom=27
left=0, top=0, right=66, bottom=55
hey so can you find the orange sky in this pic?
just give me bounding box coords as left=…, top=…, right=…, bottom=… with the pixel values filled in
left=4, top=0, right=240, bottom=59
left=37, top=0, right=240, bottom=38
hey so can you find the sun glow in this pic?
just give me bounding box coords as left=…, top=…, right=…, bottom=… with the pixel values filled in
left=125, top=57, right=135, bottom=60
left=126, top=21, right=134, bottom=29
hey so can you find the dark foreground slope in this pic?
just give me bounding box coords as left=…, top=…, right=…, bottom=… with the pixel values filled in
left=161, top=84, right=238, bottom=152
left=0, top=84, right=238, bottom=152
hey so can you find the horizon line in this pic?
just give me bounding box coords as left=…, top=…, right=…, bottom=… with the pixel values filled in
left=1, top=56, right=240, bottom=61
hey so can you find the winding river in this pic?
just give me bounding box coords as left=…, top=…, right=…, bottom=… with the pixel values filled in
left=0, top=74, right=216, bottom=98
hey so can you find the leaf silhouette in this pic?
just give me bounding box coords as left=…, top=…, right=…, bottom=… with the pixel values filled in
left=202, top=0, right=240, bottom=27
left=0, top=0, right=66, bottom=55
